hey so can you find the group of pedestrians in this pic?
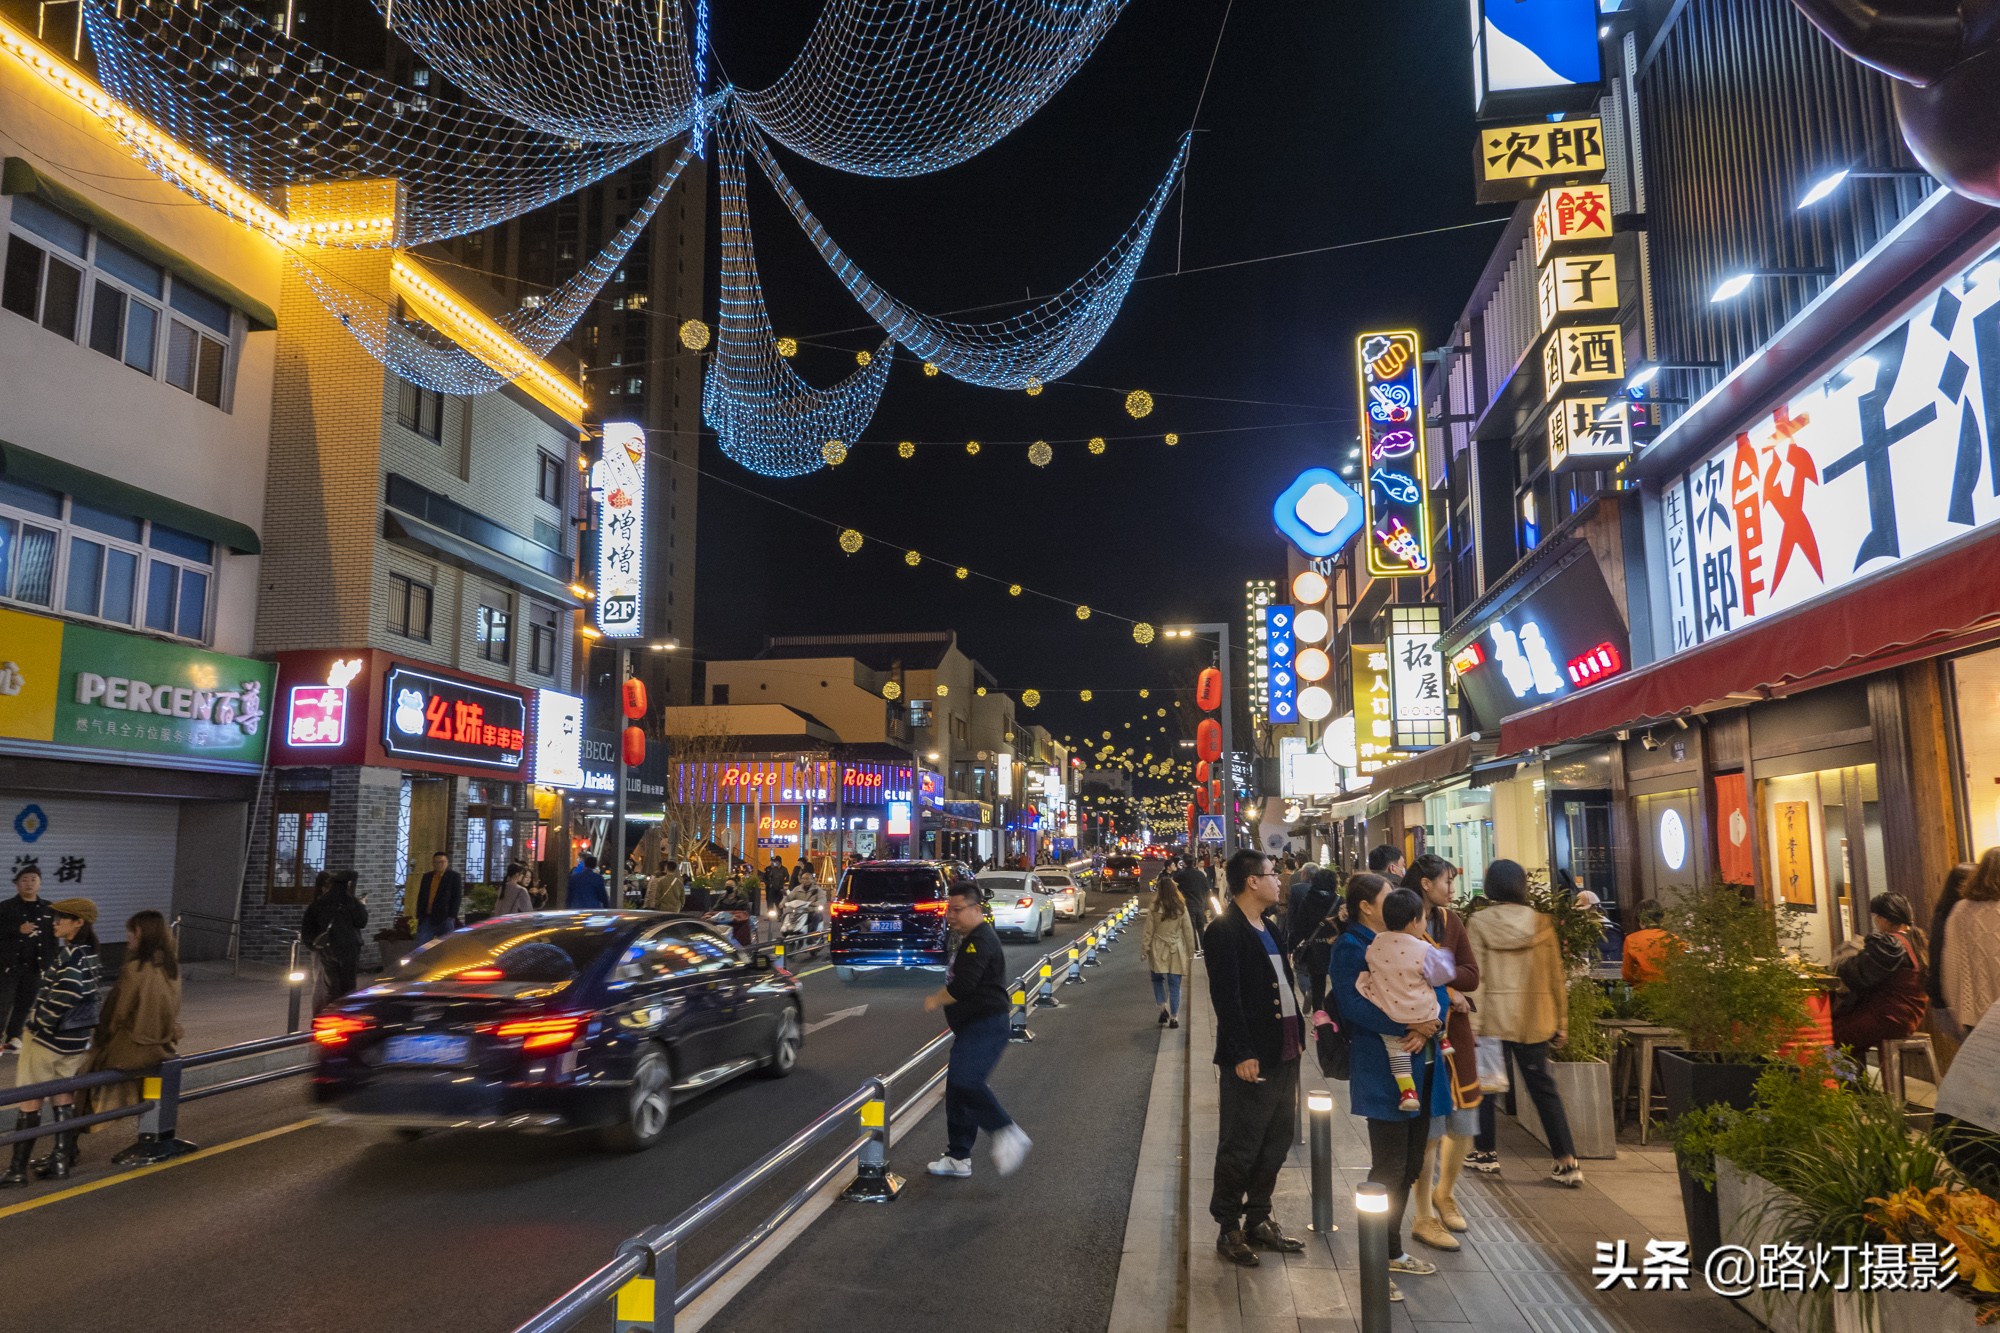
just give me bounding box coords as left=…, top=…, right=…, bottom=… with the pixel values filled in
left=1, top=865, right=185, bottom=1187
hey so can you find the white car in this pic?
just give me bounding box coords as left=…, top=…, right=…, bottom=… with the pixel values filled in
left=1036, top=870, right=1087, bottom=920
left=976, top=871, right=1055, bottom=940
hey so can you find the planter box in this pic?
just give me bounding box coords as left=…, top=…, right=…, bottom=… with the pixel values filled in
left=1662, top=1051, right=1766, bottom=1263
left=1514, top=1058, right=1618, bottom=1159
left=1716, top=1159, right=1979, bottom=1333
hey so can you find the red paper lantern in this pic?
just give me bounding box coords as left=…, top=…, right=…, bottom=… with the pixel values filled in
left=1210, top=780, right=1223, bottom=813
left=622, top=676, right=649, bottom=719
left=1195, top=787, right=1210, bottom=812
left=1196, top=667, right=1223, bottom=712
left=621, top=725, right=646, bottom=767
left=1195, top=760, right=1211, bottom=784
left=1196, top=718, right=1222, bottom=762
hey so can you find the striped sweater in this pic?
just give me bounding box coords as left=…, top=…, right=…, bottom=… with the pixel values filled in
left=27, top=942, right=101, bottom=1055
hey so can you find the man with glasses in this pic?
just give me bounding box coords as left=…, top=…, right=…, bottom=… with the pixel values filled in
left=1205, top=849, right=1313, bottom=1266
left=923, top=883, right=1032, bottom=1180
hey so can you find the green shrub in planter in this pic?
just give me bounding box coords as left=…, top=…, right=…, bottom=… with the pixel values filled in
left=1559, top=976, right=1613, bottom=1063
left=1643, top=883, right=1812, bottom=1059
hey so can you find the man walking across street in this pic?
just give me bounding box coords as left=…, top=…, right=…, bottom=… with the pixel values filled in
left=761, top=855, right=789, bottom=918
left=412, top=852, right=462, bottom=945
left=924, top=882, right=1032, bottom=1179
left=1206, top=848, right=1313, bottom=1267
left=0, top=865, right=57, bottom=1054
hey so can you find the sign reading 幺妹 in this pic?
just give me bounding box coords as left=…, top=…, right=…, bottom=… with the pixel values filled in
left=1356, top=331, right=1432, bottom=578
left=593, top=421, right=645, bottom=638
left=1663, top=247, right=2000, bottom=651
left=381, top=665, right=527, bottom=772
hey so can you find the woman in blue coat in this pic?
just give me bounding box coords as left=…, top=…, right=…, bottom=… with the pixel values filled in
left=1331, top=872, right=1455, bottom=1297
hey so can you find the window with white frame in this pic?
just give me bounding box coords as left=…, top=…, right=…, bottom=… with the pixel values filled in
left=0, top=475, right=216, bottom=642
left=475, top=597, right=513, bottom=666
left=1, top=194, right=239, bottom=409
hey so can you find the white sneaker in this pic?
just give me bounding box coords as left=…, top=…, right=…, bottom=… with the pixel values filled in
left=990, top=1123, right=1033, bottom=1177
left=926, top=1154, right=972, bottom=1178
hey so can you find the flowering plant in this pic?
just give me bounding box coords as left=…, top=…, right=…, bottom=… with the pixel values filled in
left=1869, top=1185, right=2000, bottom=1318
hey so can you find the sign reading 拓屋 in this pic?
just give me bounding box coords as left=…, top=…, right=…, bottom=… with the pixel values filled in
left=593, top=421, right=645, bottom=638
left=0, top=607, right=275, bottom=774
left=1663, top=246, right=2000, bottom=650
left=1387, top=606, right=1448, bottom=751
left=1532, top=184, right=1614, bottom=264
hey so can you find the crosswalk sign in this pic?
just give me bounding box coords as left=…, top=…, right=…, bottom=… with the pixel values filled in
left=1196, top=815, right=1225, bottom=843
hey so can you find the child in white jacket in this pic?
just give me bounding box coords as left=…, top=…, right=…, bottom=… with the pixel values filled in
left=1356, top=887, right=1458, bottom=1111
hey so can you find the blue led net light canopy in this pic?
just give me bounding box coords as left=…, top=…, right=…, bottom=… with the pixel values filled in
left=746, top=124, right=1187, bottom=389
left=703, top=117, right=894, bottom=478
left=736, top=0, right=1127, bottom=177
left=81, top=0, right=660, bottom=245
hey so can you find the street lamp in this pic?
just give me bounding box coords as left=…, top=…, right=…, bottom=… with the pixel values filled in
left=1796, top=166, right=1929, bottom=209
left=1163, top=622, right=1237, bottom=858
left=1710, top=267, right=1833, bottom=303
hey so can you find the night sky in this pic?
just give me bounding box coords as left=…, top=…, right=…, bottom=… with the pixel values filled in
left=694, top=0, right=1509, bottom=753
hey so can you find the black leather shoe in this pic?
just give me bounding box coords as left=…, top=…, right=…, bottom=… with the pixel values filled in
left=1216, top=1228, right=1260, bottom=1267
left=1248, top=1219, right=1310, bottom=1251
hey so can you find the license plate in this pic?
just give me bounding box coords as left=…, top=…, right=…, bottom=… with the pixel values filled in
left=869, top=918, right=902, bottom=933
left=383, top=1033, right=470, bottom=1065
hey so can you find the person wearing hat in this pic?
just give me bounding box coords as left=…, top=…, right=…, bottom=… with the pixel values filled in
left=2, top=897, right=100, bottom=1186
left=0, top=864, right=58, bottom=1054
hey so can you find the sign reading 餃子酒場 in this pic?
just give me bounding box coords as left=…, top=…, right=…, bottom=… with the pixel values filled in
left=1664, top=246, right=2000, bottom=650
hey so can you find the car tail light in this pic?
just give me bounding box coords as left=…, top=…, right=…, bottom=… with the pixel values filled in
left=912, top=901, right=949, bottom=914
left=1016, top=897, right=1035, bottom=908
left=830, top=902, right=858, bottom=915
left=312, top=1014, right=372, bottom=1046
left=488, top=1015, right=588, bottom=1053
left=456, top=967, right=504, bottom=981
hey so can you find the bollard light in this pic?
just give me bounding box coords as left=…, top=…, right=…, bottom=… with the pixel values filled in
left=1307, top=1091, right=1334, bottom=1112
left=1355, top=1182, right=1392, bottom=1333
left=287, top=971, right=307, bottom=983
left=1308, top=1090, right=1336, bottom=1234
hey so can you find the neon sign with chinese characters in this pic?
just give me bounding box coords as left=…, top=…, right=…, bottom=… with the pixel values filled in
left=593, top=421, right=645, bottom=638
left=381, top=666, right=527, bottom=771
left=1566, top=642, right=1623, bottom=687
left=286, top=685, right=346, bottom=748
left=1356, top=331, right=1432, bottom=578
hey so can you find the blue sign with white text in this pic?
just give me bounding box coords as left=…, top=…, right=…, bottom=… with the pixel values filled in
left=1472, top=0, right=1603, bottom=116
left=1265, top=605, right=1297, bottom=725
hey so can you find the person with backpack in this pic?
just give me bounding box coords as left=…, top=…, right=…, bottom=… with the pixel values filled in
left=302, top=869, right=370, bottom=1010
left=1288, top=869, right=1342, bottom=1002
left=1402, top=855, right=1481, bottom=1251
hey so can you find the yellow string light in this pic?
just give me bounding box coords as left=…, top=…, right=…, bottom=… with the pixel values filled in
left=1028, top=440, right=1052, bottom=467
left=936, top=684, right=950, bottom=698
left=1133, top=622, right=1155, bottom=645
left=776, top=336, right=798, bottom=358
left=1157, top=708, right=1167, bottom=717
left=955, top=566, right=969, bottom=579
left=822, top=439, right=848, bottom=465
left=1165, top=432, right=1179, bottom=445
left=1008, top=584, right=1023, bottom=596
left=883, top=680, right=903, bottom=701
left=838, top=528, right=864, bottom=554
left=923, top=362, right=940, bottom=376
left=678, top=319, right=711, bottom=351
left=1025, top=377, right=1043, bottom=396
left=1075, top=606, right=1091, bottom=621
left=966, top=440, right=981, bottom=456
left=1080, top=690, right=1094, bottom=702
left=1140, top=688, right=1150, bottom=698
left=976, top=686, right=988, bottom=696
left=905, top=550, right=922, bottom=566
left=1087, top=436, right=1106, bottom=454
left=856, top=349, right=874, bottom=367
left=898, top=441, right=915, bottom=458
left=1022, top=690, right=1041, bottom=708
left=1125, top=389, right=1155, bottom=419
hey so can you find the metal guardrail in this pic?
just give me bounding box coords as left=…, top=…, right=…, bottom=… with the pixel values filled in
left=0, top=1030, right=313, bottom=1164
left=171, top=911, right=243, bottom=974
left=511, top=897, right=1143, bottom=1333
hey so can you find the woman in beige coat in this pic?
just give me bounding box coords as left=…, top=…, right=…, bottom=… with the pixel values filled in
left=1463, top=860, right=1582, bottom=1187
left=1142, top=871, right=1198, bottom=1028
left=87, top=910, right=184, bottom=1118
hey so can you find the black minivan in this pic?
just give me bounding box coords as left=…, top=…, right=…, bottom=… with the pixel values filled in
left=830, top=860, right=963, bottom=977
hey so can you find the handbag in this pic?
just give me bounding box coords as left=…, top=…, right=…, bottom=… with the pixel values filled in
left=1475, top=1035, right=1510, bottom=1094
left=1313, top=1009, right=1351, bottom=1081
left=56, top=984, right=102, bottom=1035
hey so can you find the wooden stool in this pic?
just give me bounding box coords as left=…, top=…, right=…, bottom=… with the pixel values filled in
left=1877, top=1034, right=1940, bottom=1117
left=1614, top=1027, right=1685, bottom=1145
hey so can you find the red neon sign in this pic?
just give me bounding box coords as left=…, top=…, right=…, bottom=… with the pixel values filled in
left=1565, top=642, right=1623, bottom=687
left=1451, top=643, right=1485, bottom=676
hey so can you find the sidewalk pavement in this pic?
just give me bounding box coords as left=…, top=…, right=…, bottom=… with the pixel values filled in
left=1167, top=955, right=1758, bottom=1333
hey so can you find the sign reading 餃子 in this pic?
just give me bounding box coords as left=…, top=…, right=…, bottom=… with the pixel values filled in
left=1537, top=252, right=1618, bottom=331
left=533, top=688, right=585, bottom=790
left=381, top=665, right=526, bottom=772
left=1542, top=323, right=1625, bottom=401
left=1663, top=247, right=2000, bottom=650
left=0, top=607, right=275, bottom=774
left=1356, top=331, right=1432, bottom=578
left=1470, top=0, right=1603, bottom=120
left=1547, top=396, right=1633, bottom=472
left=593, top=421, right=645, bottom=638
left=1387, top=606, right=1447, bottom=751
left=1475, top=117, right=1606, bottom=201
left=1533, top=183, right=1614, bottom=264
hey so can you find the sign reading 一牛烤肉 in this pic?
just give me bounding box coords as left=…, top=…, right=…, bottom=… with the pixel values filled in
left=0, top=606, right=274, bottom=774
left=1663, top=247, right=2000, bottom=651
left=1356, top=331, right=1432, bottom=579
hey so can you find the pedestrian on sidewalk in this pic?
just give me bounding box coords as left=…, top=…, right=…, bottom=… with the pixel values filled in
left=2, top=897, right=100, bottom=1186
left=1205, top=849, right=1311, bottom=1268
left=1402, top=855, right=1481, bottom=1252
left=1330, top=873, right=1452, bottom=1296
left=1368, top=844, right=1407, bottom=882
left=303, top=869, right=370, bottom=1009
left=1142, top=870, right=1196, bottom=1028
left=0, top=864, right=58, bottom=1055
left=493, top=862, right=535, bottom=917
left=1176, top=854, right=1211, bottom=953
left=566, top=854, right=609, bottom=912
left=924, top=882, right=1032, bottom=1179
left=1465, top=859, right=1583, bottom=1188
left=84, top=909, right=182, bottom=1121
left=414, top=852, right=462, bottom=944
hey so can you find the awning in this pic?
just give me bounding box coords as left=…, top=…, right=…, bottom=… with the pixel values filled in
left=383, top=511, right=584, bottom=608
left=0, top=440, right=261, bottom=553
left=3, top=158, right=279, bottom=331
left=1359, top=733, right=1487, bottom=800
left=1498, top=521, right=2000, bottom=756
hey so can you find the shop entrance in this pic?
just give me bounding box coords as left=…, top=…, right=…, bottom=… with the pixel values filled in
left=1758, top=765, right=1883, bottom=965
left=408, top=777, right=451, bottom=902
left=1551, top=790, right=1617, bottom=909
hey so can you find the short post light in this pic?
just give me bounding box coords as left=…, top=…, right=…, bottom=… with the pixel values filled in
left=1355, top=1181, right=1392, bottom=1333
left=1307, top=1089, right=1336, bottom=1234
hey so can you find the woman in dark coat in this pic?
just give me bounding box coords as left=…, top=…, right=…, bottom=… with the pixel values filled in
left=303, top=869, right=369, bottom=1009
left=1402, top=854, right=1479, bottom=1251
left=1833, top=891, right=1931, bottom=1054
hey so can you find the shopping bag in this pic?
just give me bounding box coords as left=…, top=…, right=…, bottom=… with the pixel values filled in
left=1476, top=1035, right=1510, bottom=1094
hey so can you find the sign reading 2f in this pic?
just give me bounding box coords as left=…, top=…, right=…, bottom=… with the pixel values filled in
left=1356, top=331, right=1432, bottom=579
left=593, top=421, right=646, bottom=638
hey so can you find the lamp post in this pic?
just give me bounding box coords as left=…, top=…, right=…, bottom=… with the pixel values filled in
left=1307, top=1088, right=1335, bottom=1233
left=1355, top=1181, right=1392, bottom=1333
left=1164, top=623, right=1236, bottom=858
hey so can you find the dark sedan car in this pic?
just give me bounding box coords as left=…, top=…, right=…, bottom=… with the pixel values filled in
left=829, top=860, right=956, bottom=977
left=311, top=912, right=802, bottom=1150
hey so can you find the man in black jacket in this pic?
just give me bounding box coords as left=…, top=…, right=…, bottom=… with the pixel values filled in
left=1176, top=854, right=1211, bottom=951
left=923, top=883, right=1032, bottom=1179
left=1205, top=848, right=1313, bottom=1266
left=0, top=865, right=57, bottom=1054
left=413, top=852, right=462, bottom=944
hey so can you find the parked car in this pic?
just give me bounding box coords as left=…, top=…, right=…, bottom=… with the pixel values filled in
left=310, top=912, right=802, bottom=1151
left=976, top=871, right=1055, bottom=939
left=830, top=860, right=956, bottom=977
left=1036, top=869, right=1087, bottom=920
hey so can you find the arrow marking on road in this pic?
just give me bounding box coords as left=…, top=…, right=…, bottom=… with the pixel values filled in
left=805, top=1005, right=868, bottom=1035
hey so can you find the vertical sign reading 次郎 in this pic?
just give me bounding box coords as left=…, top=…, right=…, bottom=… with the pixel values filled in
left=594, top=421, right=645, bottom=637
left=1356, top=331, right=1431, bottom=578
